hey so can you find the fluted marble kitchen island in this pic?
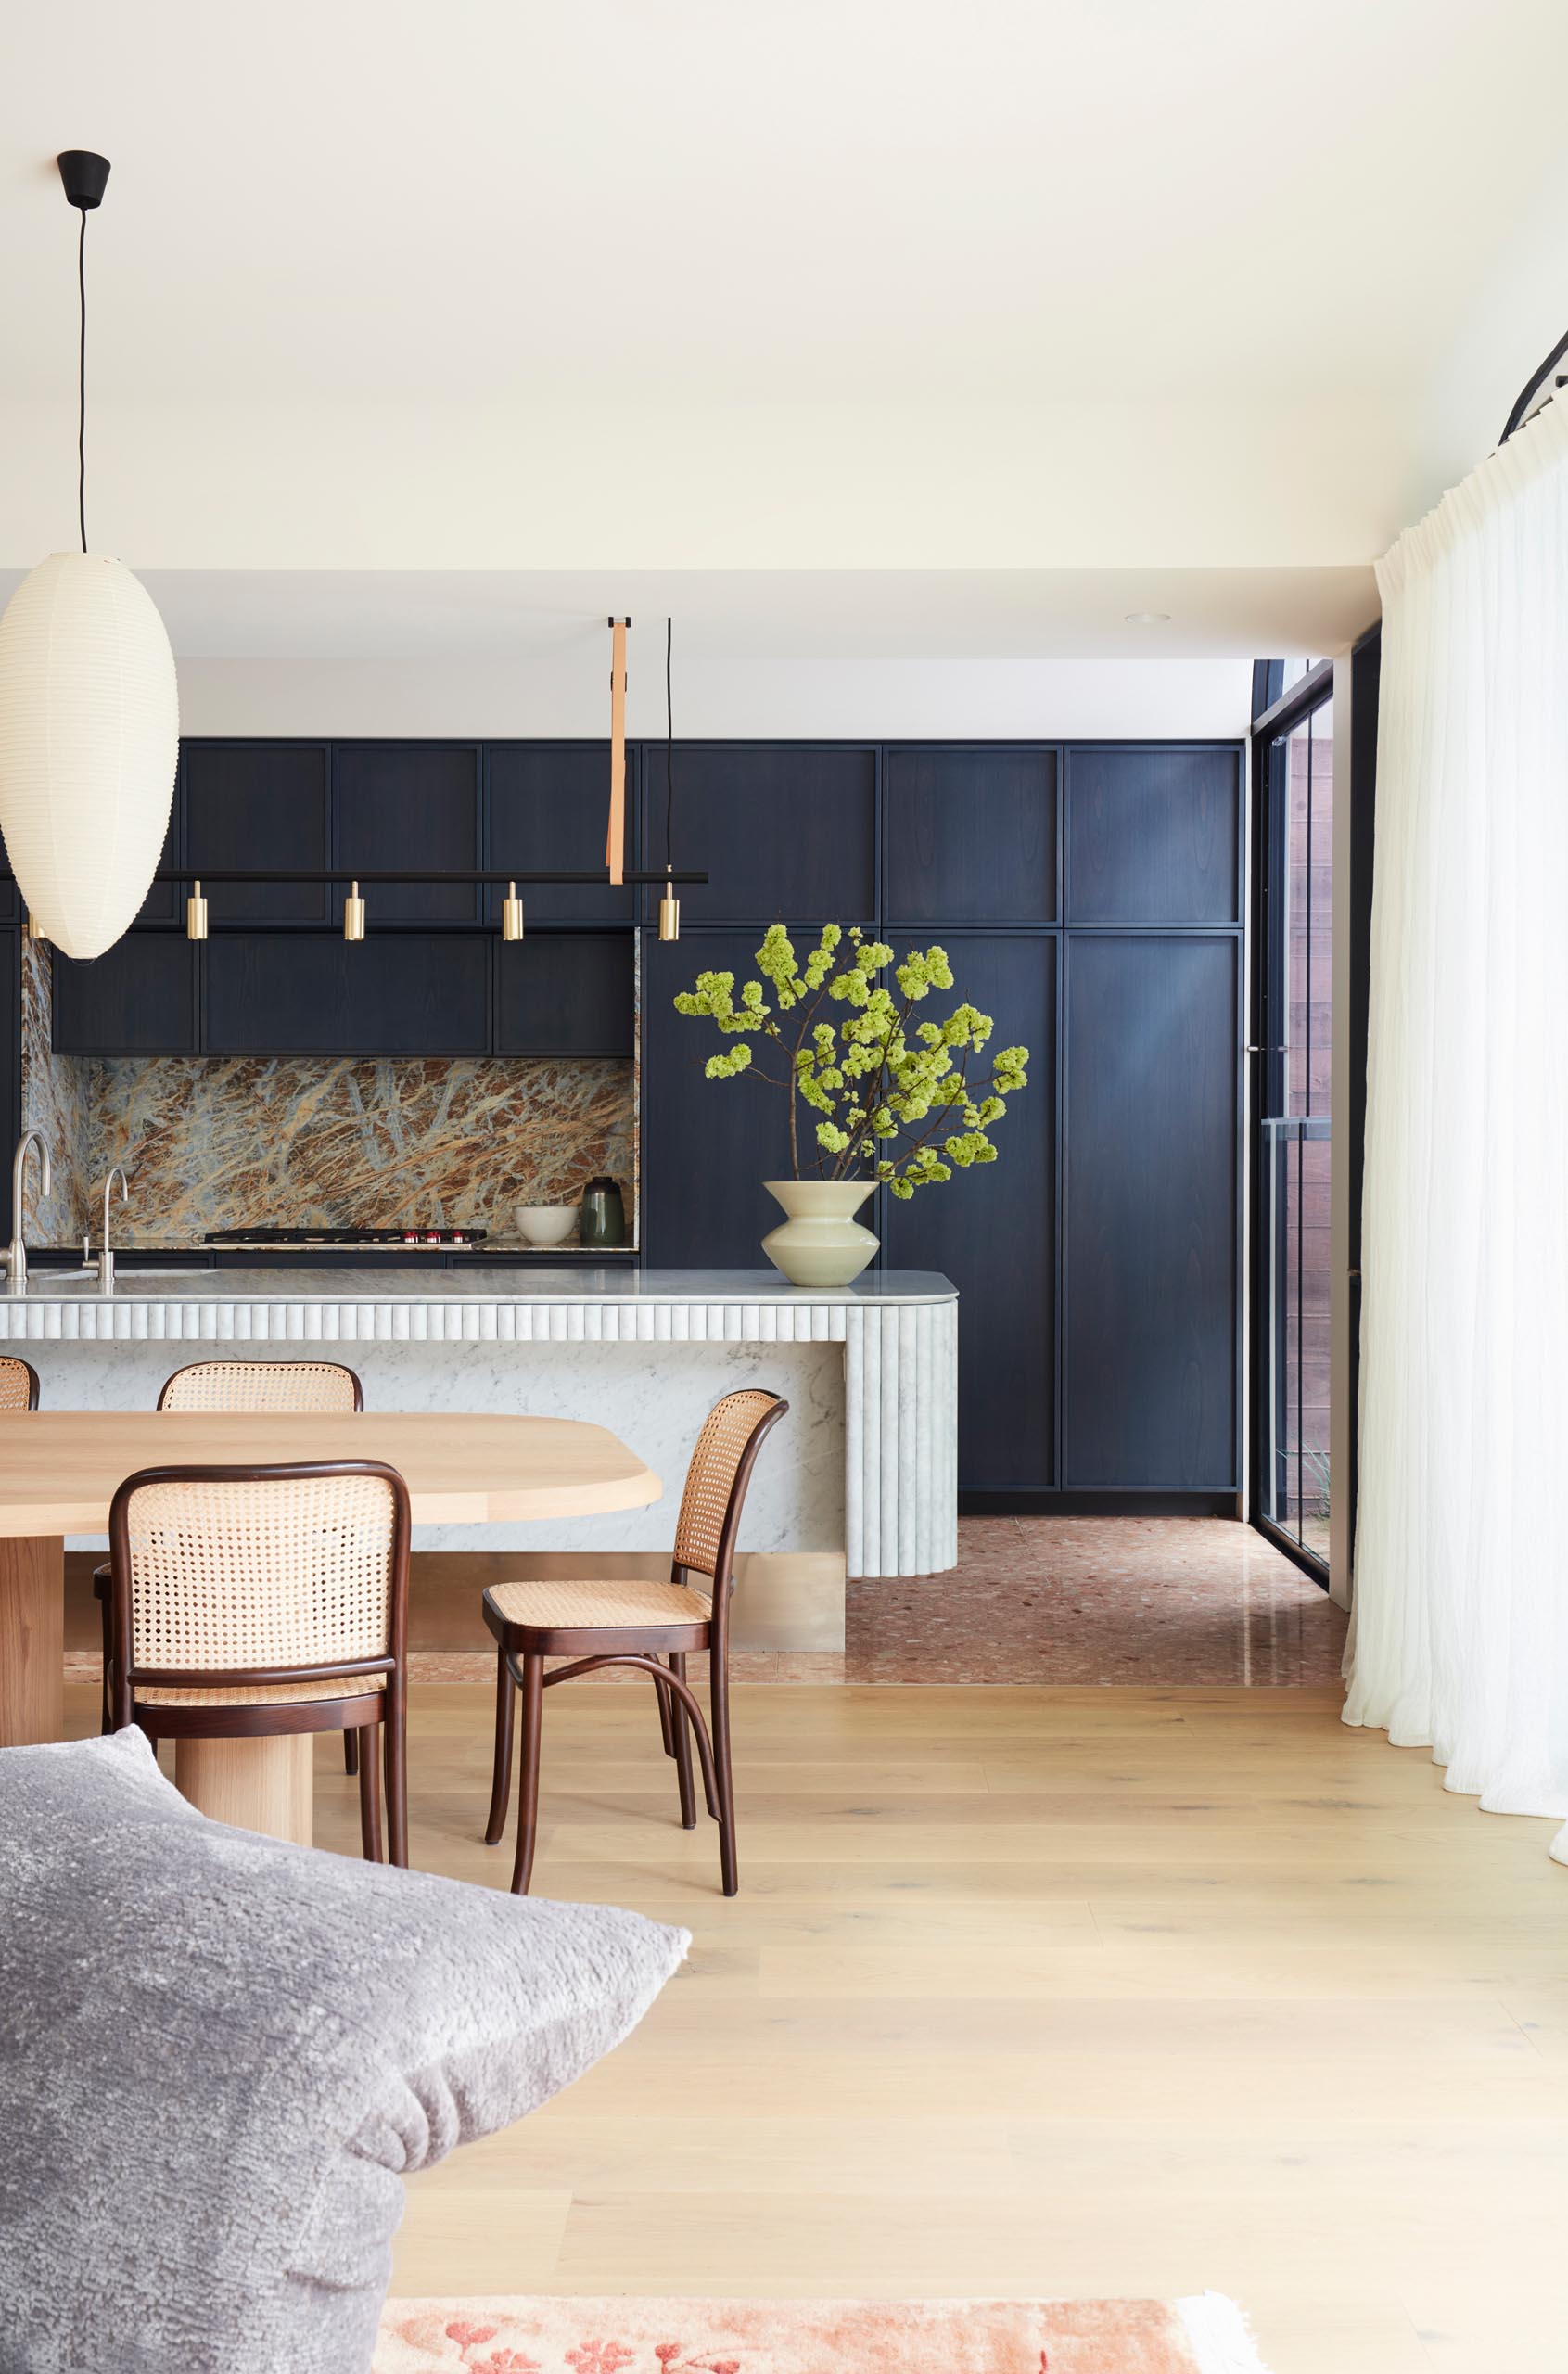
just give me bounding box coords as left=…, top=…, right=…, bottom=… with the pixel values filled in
left=1, top=1269, right=958, bottom=1651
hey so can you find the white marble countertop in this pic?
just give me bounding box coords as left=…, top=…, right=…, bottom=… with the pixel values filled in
left=3, top=1266, right=955, bottom=1308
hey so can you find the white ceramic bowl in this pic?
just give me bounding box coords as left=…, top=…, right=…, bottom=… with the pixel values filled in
left=514, top=1204, right=577, bottom=1247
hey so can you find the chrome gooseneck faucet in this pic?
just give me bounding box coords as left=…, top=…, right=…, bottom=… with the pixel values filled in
left=93, top=1165, right=130, bottom=1294
left=5, top=1131, right=53, bottom=1295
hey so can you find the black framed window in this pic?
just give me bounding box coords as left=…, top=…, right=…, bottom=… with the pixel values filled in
left=1250, top=666, right=1334, bottom=1581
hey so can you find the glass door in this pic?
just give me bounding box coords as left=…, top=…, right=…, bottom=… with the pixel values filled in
left=1251, top=671, right=1334, bottom=1581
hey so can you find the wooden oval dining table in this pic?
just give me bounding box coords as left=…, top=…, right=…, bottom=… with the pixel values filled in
left=0, top=1409, right=661, bottom=1844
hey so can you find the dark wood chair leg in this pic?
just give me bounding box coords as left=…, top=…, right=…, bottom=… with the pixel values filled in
left=99, top=1589, right=112, bottom=1737
left=344, top=1730, right=359, bottom=1776
left=484, top=1644, right=516, bottom=1844
left=386, top=1691, right=409, bottom=1870
left=657, top=1665, right=676, bottom=1757
left=709, top=1649, right=739, bottom=1896
left=509, top=1653, right=545, bottom=1895
left=669, top=1653, right=697, bottom=1830
left=358, top=1723, right=383, bottom=1861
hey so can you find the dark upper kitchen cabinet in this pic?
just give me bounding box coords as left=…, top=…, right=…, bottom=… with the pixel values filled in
left=495, top=933, right=633, bottom=1055
left=52, top=935, right=199, bottom=1055
left=205, top=934, right=489, bottom=1055
left=642, top=745, right=877, bottom=927
left=135, top=798, right=183, bottom=927
left=641, top=929, right=796, bottom=1268
left=1062, top=933, right=1240, bottom=1488
left=884, top=747, right=1059, bottom=926
left=1065, top=746, right=1242, bottom=925
left=488, top=744, right=633, bottom=925
left=185, top=742, right=332, bottom=923
left=882, top=935, right=1057, bottom=1490
left=336, top=745, right=482, bottom=925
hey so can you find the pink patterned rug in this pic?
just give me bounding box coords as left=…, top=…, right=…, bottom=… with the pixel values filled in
left=376, top=2295, right=1271, bottom=2373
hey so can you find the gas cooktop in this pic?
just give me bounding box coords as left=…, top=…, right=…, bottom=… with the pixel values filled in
left=204, top=1226, right=487, bottom=1251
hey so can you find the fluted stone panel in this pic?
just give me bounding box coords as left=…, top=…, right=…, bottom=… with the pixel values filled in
left=2, top=1270, right=958, bottom=1578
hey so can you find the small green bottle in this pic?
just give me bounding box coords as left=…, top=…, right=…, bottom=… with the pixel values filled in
left=579, top=1176, right=626, bottom=1249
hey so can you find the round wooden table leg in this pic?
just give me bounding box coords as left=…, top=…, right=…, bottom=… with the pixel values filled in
left=174, top=1734, right=313, bottom=1846
left=0, top=1535, right=65, bottom=1746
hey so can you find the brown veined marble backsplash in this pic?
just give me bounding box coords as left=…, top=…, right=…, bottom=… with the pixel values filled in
left=19, top=942, right=636, bottom=1248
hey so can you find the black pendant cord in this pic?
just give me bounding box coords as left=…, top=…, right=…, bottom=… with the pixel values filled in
left=77, top=206, right=88, bottom=552
left=664, top=615, right=676, bottom=874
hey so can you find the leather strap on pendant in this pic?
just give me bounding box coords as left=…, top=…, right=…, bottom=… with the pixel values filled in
left=606, top=617, right=628, bottom=885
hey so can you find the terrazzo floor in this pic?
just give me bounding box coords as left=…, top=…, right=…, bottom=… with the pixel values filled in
left=841, top=1515, right=1345, bottom=1687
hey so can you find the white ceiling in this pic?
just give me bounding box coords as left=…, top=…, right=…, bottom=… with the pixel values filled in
left=5, top=0, right=1567, bottom=654
left=0, top=567, right=1373, bottom=663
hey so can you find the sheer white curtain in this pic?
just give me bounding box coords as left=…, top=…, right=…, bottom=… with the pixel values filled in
left=1345, top=395, right=1568, bottom=1861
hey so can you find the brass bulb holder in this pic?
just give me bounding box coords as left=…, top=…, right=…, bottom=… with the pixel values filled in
left=185, top=880, right=209, bottom=941
left=25, top=910, right=46, bottom=943
left=343, top=880, right=366, bottom=942
left=502, top=880, right=525, bottom=941
left=657, top=873, right=681, bottom=942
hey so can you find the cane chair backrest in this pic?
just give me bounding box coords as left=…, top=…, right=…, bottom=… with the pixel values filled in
left=0, top=1357, right=39, bottom=1412
left=158, top=1360, right=363, bottom=1413
left=114, top=1465, right=402, bottom=1680
left=673, top=1390, right=786, bottom=1586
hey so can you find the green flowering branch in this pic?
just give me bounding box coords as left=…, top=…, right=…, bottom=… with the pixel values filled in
left=671, top=924, right=1030, bottom=1195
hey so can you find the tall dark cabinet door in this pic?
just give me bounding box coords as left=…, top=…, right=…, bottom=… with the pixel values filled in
left=1065, top=746, right=1242, bottom=925
left=337, top=746, right=482, bottom=924
left=642, top=747, right=876, bottom=928
left=641, top=930, right=796, bottom=1268
left=885, top=747, right=1058, bottom=925
left=185, top=744, right=332, bottom=923
left=488, top=745, right=633, bottom=925
left=882, top=937, right=1057, bottom=1491
left=1063, top=935, right=1240, bottom=1488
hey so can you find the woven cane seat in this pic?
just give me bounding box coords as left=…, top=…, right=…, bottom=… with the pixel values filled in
left=135, top=1675, right=386, bottom=1707
left=486, top=1576, right=712, bottom=1633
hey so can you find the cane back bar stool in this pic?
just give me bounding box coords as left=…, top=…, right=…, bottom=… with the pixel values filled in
left=105, top=1460, right=411, bottom=1863
left=97, top=1361, right=369, bottom=1768
left=0, top=1357, right=40, bottom=1411
left=482, top=1388, right=788, bottom=1898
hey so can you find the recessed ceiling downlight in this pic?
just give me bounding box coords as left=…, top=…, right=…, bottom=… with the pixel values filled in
left=1125, top=610, right=1171, bottom=625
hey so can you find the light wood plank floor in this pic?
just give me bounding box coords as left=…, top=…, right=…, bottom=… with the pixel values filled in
left=70, top=1678, right=1568, bottom=2373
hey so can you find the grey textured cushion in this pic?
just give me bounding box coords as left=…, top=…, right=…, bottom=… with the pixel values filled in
left=0, top=1730, right=688, bottom=2374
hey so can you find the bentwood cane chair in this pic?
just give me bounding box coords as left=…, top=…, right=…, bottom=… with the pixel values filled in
left=98, top=1362, right=368, bottom=1768
left=0, top=1356, right=40, bottom=1411
left=105, top=1460, right=411, bottom=1864
left=157, top=1361, right=365, bottom=1414
left=482, top=1388, right=788, bottom=1898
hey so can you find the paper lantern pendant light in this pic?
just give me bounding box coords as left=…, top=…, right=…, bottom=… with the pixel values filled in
left=0, top=153, right=178, bottom=961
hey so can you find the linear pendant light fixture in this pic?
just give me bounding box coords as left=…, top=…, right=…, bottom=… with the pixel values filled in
left=0, top=152, right=179, bottom=962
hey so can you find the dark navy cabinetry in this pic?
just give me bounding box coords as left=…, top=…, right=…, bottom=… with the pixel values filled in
left=31, top=732, right=1243, bottom=1511
left=640, top=737, right=1243, bottom=1512
left=185, top=743, right=332, bottom=924
left=642, top=744, right=877, bottom=927
left=487, top=744, right=633, bottom=925
left=642, top=928, right=797, bottom=1269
